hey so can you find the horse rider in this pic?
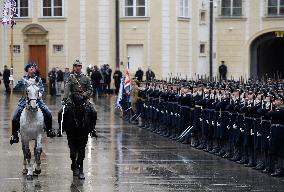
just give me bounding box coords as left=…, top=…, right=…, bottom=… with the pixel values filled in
left=10, top=63, right=56, bottom=145
left=60, top=60, right=97, bottom=138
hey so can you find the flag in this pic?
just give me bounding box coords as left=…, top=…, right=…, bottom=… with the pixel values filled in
left=124, top=67, right=131, bottom=96
left=2, top=0, right=17, bottom=27
left=116, top=77, right=124, bottom=110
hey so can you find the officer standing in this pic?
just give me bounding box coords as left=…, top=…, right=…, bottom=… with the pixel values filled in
left=218, top=61, right=227, bottom=81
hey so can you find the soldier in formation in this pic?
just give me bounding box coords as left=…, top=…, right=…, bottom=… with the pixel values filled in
left=119, top=77, right=284, bottom=177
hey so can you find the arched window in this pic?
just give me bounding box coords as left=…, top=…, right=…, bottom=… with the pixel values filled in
left=221, top=0, right=242, bottom=17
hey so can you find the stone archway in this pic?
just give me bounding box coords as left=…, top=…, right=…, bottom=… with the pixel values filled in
left=250, top=31, right=284, bottom=79
left=22, top=24, right=49, bottom=79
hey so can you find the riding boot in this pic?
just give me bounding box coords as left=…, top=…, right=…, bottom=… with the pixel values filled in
left=42, top=110, right=55, bottom=137
left=10, top=107, right=23, bottom=144
left=10, top=121, right=19, bottom=145
left=77, top=159, right=85, bottom=180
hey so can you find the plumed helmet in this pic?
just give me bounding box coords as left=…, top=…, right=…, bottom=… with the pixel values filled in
left=73, top=60, right=82, bottom=66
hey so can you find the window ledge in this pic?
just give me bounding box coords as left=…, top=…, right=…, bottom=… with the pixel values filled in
left=177, top=17, right=191, bottom=22
left=216, top=16, right=247, bottom=21
left=14, top=18, right=33, bottom=22
left=120, top=17, right=150, bottom=21
left=262, top=16, right=284, bottom=21
left=38, top=17, right=67, bottom=21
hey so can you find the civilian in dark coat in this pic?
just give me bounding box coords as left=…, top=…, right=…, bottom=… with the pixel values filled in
left=219, top=61, right=227, bottom=81
left=113, top=68, right=123, bottom=95
left=146, top=68, right=155, bottom=82
left=91, top=65, right=103, bottom=97
left=135, top=67, right=144, bottom=82
left=3, top=65, right=11, bottom=93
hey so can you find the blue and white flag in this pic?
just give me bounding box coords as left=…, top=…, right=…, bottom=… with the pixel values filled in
left=2, top=0, right=16, bottom=27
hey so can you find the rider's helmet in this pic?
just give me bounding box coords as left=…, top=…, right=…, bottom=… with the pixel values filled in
left=73, top=60, right=82, bottom=67
left=24, top=63, right=34, bottom=72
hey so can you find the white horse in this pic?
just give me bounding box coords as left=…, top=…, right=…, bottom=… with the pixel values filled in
left=20, top=79, right=44, bottom=180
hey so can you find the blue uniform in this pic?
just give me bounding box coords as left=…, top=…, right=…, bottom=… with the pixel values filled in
left=11, top=75, right=54, bottom=137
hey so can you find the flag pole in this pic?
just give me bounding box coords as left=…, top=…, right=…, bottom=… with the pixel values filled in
left=9, top=25, right=14, bottom=90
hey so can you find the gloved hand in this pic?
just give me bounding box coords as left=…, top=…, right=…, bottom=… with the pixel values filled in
left=90, top=129, right=98, bottom=139
left=10, top=135, right=19, bottom=145
left=61, top=98, right=67, bottom=105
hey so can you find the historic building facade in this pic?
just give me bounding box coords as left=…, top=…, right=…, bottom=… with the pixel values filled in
left=0, top=0, right=284, bottom=81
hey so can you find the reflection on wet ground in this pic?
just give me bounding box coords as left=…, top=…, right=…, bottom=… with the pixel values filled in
left=0, top=93, right=283, bottom=191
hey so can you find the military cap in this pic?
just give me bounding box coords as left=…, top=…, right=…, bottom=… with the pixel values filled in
left=73, top=60, right=82, bottom=66
left=24, top=63, right=34, bottom=72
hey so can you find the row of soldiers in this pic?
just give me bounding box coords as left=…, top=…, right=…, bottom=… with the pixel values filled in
left=119, top=78, right=284, bottom=177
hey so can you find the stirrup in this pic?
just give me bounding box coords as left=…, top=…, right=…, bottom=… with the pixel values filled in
left=10, top=135, right=19, bottom=145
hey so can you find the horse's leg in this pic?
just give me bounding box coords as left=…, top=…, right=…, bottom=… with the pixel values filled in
left=34, top=134, right=43, bottom=175
left=68, top=138, right=79, bottom=176
left=22, top=140, right=33, bottom=180
left=22, top=142, right=28, bottom=175
left=77, top=139, right=87, bottom=180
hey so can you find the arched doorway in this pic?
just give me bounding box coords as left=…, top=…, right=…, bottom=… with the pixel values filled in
left=250, top=31, right=284, bottom=79
left=22, top=24, right=49, bottom=81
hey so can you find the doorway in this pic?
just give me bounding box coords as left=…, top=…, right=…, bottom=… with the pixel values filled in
left=29, top=45, right=47, bottom=80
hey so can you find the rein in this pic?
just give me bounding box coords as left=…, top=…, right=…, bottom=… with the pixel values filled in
left=25, top=84, right=39, bottom=112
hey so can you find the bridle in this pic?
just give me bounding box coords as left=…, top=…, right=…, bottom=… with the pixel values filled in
left=25, top=84, right=39, bottom=111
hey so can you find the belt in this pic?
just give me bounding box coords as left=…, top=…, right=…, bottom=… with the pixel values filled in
left=271, top=124, right=284, bottom=127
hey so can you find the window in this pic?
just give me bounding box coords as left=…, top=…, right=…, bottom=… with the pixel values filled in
left=13, top=45, right=21, bottom=54
left=14, top=0, right=29, bottom=18
left=42, top=0, right=63, bottom=17
left=179, top=0, right=189, bottom=17
left=53, top=44, right=63, bottom=54
left=200, top=10, right=206, bottom=23
left=267, top=0, right=284, bottom=16
left=199, top=42, right=206, bottom=56
left=124, top=0, right=147, bottom=17
left=221, top=0, right=242, bottom=17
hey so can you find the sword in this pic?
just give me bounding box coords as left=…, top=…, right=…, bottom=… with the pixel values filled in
left=178, top=125, right=194, bottom=139
left=60, top=105, right=66, bottom=135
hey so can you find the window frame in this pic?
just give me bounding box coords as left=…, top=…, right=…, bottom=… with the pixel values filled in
left=41, top=0, right=64, bottom=18
left=179, top=0, right=190, bottom=18
left=53, top=44, right=64, bottom=54
left=14, top=0, right=30, bottom=18
left=266, top=0, right=284, bottom=16
left=123, top=0, right=148, bottom=17
left=220, top=0, right=243, bottom=17
left=199, top=42, right=207, bottom=57
left=199, top=9, right=207, bottom=24
left=13, top=45, right=21, bottom=54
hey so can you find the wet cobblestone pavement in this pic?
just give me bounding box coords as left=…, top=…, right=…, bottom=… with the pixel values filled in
left=0, top=93, right=284, bottom=191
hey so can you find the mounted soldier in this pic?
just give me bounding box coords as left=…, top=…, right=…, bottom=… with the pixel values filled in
left=58, top=60, right=97, bottom=179
left=10, top=63, right=56, bottom=145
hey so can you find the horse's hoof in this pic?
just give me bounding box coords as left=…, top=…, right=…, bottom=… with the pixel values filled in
left=78, top=172, right=85, bottom=180
left=26, top=175, right=33, bottom=180
left=22, top=169, right=28, bottom=175
left=33, top=169, right=41, bottom=175
left=73, top=169, right=79, bottom=176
